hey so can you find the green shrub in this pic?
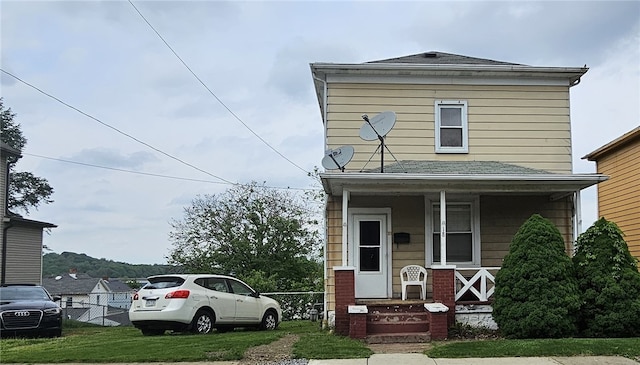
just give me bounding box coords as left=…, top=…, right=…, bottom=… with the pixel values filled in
left=493, top=214, right=580, bottom=338
left=573, top=218, right=640, bottom=337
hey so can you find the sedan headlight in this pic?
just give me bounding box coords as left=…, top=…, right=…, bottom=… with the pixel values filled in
left=44, top=307, right=62, bottom=315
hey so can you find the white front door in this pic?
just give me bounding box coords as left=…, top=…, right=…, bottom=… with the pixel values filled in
left=353, top=214, right=388, bottom=298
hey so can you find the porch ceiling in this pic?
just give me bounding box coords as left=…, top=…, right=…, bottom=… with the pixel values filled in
left=319, top=172, right=608, bottom=196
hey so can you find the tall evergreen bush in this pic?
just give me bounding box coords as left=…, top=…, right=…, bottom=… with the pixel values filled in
left=493, top=214, right=580, bottom=338
left=573, top=218, right=640, bottom=337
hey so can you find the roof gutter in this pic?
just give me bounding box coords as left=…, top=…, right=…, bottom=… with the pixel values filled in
left=320, top=172, right=609, bottom=195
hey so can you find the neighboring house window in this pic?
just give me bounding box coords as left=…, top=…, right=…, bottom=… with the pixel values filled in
left=428, top=199, right=480, bottom=266
left=66, top=297, right=72, bottom=307
left=435, top=100, right=468, bottom=153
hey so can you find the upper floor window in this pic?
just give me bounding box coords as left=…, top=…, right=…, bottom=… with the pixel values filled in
left=435, top=100, right=468, bottom=153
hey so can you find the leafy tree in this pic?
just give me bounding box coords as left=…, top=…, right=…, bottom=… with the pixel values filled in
left=168, top=181, right=323, bottom=292
left=493, top=214, right=580, bottom=338
left=0, top=98, right=54, bottom=215
left=573, top=218, right=640, bottom=337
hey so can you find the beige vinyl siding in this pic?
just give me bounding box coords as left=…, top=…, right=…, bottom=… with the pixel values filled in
left=348, top=195, right=429, bottom=299
left=325, top=196, right=342, bottom=312
left=480, top=195, right=574, bottom=267
left=3, top=226, right=44, bottom=285
left=595, top=141, right=640, bottom=266
left=324, top=193, right=574, bottom=303
left=325, top=83, right=572, bottom=173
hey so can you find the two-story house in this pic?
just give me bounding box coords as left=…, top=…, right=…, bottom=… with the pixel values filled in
left=310, top=51, right=607, bottom=341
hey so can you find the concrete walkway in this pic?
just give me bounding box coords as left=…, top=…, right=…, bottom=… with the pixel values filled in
left=306, top=353, right=640, bottom=365
left=14, top=357, right=639, bottom=365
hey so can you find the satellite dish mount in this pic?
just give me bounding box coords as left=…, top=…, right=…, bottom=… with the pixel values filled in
left=321, top=145, right=354, bottom=172
left=359, top=111, right=404, bottom=173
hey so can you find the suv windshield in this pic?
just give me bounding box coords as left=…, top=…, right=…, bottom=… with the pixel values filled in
left=143, top=277, right=185, bottom=289
left=0, top=286, right=50, bottom=301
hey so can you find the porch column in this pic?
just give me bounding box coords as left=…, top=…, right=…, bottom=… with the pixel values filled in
left=440, top=190, right=447, bottom=265
left=432, top=266, right=456, bottom=327
left=342, top=191, right=349, bottom=266
left=333, top=266, right=356, bottom=337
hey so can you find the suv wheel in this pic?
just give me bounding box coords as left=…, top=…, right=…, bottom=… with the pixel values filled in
left=191, top=309, right=214, bottom=334
left=260, top=310, right=278, bottom=330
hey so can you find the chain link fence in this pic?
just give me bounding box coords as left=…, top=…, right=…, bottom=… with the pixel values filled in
left=61, top=291, right=324, bottom=326
left=262, top=291, right=324, bottom=321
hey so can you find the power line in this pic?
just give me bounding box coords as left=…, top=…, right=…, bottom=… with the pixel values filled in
left=22, top=152, right=316, bottom=192
left=127, top=0, right=310, bottom=175
left=0, top=68, right=234, bottom=185
left=24, top=153, right=227, bottom=185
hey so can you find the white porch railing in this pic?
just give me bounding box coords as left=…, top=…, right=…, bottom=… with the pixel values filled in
left=455, top=267, right=500, bottom=302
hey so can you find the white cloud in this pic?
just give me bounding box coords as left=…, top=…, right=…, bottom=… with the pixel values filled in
left=2, top=0, right=638, bottom=264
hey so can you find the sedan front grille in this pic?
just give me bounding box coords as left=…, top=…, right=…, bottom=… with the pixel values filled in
left=1, top=310, right=43, bottom=329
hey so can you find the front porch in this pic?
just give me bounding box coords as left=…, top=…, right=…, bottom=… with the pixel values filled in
left=321, top=162, right=606, bottom=341
left=334, top=266, right=498, bottom=342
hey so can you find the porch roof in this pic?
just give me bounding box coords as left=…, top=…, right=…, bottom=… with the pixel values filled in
left=320, top=161, right=608, bottom=196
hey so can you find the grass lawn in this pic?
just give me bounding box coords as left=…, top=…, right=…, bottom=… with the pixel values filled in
left=0, top=320, right=372, bottom=363
left=3, top=320, right=639, bottom=362
left=427, top=337, right=640, bottom=359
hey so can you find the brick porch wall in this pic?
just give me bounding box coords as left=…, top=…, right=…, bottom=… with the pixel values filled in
left=334, top=266, right=355, bottom=337
left=431, top=266, right=456, bottom=327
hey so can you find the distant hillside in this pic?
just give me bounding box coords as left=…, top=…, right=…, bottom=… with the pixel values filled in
left=43, top=252, right=179, bottom=279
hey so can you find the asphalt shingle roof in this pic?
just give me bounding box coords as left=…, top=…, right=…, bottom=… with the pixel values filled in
left=42, top=273, right=101, bottom=295
left=367, top=51, right=525, bottom=66
left=363, top=160, right=552, bottom=175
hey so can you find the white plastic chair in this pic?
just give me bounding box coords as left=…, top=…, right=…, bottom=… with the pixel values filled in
left=400, top=265, right=428, bottom=300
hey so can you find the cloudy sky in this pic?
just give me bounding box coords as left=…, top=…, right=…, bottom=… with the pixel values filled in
left=1, top=1, right=638, bottom=265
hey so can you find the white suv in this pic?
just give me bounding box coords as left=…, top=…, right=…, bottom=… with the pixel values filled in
left=129, top=274, right=282, bottom=335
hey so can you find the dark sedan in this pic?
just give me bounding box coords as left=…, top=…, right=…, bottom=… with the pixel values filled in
left=0, top=284, right=63, bottom=338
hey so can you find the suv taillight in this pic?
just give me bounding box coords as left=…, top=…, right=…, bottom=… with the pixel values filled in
left=165, top=290, right=190, bottom=299
left=133, top=293, right=139, bottom=300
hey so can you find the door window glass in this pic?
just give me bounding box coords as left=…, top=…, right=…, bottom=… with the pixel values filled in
left=359, top=220, right=381, bottom=272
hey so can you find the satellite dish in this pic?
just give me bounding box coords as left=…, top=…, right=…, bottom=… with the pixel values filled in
left=358, top=111, right=405, bottom=173
left=322, top=145, right=354, bottom=172
left=359, top=111, right=396, bottom=141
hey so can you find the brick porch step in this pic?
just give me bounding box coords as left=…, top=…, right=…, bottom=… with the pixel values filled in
left=367, top=313, right=429, bottom=334
left=366, top=332, right=431, bottom=344
left=366, top=304, right=430, bottom=335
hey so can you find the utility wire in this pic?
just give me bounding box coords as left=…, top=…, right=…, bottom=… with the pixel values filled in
left=23, top=152, right=315, bottom=192
left=1, top=68, right=234, bottom=185
left=24, top=153, right=227, bottom=185
left=128, top=0, right=310, bottom=175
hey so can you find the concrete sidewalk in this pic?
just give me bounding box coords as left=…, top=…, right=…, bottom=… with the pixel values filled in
left=307, top=353, right=639, bottom=365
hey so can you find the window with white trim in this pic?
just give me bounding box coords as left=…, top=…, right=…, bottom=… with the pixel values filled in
left=435, top=100, right=468, bottom=153
left=428, top=199, right=480, bottom=266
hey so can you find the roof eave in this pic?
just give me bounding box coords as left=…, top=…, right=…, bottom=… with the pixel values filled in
left=311, top=62, right=588, bottom=81
left=320, top=172, right=608, bottom=196
left=582, top=127, right=640, bottom=161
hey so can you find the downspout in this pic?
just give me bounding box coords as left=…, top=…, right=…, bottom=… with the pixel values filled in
left=313, top=71, right=329, bottom=322
left=322, top=194, right=328, bottom=328
left=573, top=190, right=582, bottom=255
left=1, top=221, right=12, bottom=285
left=2, top=158, right=17, bottom=285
